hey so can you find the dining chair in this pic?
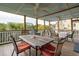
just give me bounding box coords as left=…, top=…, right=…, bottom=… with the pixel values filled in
left=68, top=31, right=75, bottom=42
left=39, top=35, right=68, bottom=56
left=10, top=35, right=31, bottom=56
left=40, top=30, right=58, bottom=52
left=40, top=43, right=56, bottom=52
left=41, top=30, right=50, bottom=37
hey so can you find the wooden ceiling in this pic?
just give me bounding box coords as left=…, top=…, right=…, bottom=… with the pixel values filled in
left=0, top=3, right=79, bottom=21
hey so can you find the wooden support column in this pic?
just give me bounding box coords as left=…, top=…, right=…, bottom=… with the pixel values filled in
left=71, top=18, right=73, bottom=31
left=49, top=20, right=51, bottom=29
left=36, top=18, right=38, bottom=32
left=24, top=15, right=26, bottom=31
left=44, top=19, right=45, bottom=33
left=57, top=17, right=60, bottom=32
left=22, top=15, right=27, bottom=35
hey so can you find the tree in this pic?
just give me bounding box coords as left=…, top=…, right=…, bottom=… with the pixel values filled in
left=33, top=24, right=50, bottom=31
left=0, top=23, right=7, bottom=31
left=7, top=22, right=34, bottom=30
left=7, top=22, right=24, bottom=30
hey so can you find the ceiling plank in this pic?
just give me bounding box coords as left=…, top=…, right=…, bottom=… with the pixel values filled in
left=37, top=5, right=79, bottom=18
left=15, top=4, right=24, bottom=14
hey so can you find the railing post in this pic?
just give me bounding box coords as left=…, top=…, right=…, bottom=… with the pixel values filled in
left=0, top=30, right=22, bottom=44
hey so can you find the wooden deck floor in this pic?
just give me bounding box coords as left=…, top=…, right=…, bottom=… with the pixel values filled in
left=0, top=41, right=79, bottom=56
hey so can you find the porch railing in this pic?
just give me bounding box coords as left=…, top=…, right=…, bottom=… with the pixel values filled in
left=0, top=30, right=79, bottom=44
left=0, top=30, right=22, bottom=44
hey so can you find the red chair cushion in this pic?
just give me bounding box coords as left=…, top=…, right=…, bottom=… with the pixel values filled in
left=18, top=42, right=31, bottom=53
left=41, top=49, right=55, bottom=56
left=41, top=44, right=56, bottom=51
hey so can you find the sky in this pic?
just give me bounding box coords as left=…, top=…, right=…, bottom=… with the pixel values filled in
left=0, top=11, right=50, bottom=25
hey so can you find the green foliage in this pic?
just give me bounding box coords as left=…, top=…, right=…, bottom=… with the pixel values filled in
left=33, top=24, right=50, bottom=31
left=7, top=22, right=24, bottom=30
left=26, top=23, right=34, bottom=30
left=0, top=23, right=50, bottom=31
left=0, top=23, right=7, bottom=31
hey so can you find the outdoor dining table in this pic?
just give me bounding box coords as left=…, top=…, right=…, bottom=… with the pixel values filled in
left=19, top=35, right=55, bottom=56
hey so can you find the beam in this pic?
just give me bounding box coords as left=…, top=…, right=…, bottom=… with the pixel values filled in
left=72, top=20, right=79, bottom=22
left=37, top=5, right=79, bottom=18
